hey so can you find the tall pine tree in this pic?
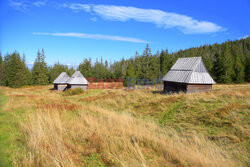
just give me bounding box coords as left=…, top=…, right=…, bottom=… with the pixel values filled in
left=221, top=43, right=234, bottom=83
left=160, top=49, right=168, bottom=77
left=32, top=49, right=49, bottom=85
left=78, top=58, right=92, bottom=77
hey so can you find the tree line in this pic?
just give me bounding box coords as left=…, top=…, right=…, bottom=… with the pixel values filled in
left=78, top=37, right=250, bottom=84
left=0, top=37, right=249, bottom=88
left=0, top=49, right=75, bottom=88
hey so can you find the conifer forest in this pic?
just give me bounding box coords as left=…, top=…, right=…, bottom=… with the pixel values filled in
left=0, top=37, right=249, bottom=88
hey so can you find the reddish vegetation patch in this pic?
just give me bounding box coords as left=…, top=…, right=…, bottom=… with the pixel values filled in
left=59, top=99, right=71, bottom=104
left=36, top=102, right=81, bottom=111
left=86, top=77, right=124, bottom=89
left=88, top=82, right=123, bottom=89
left=80, top=96, right=102, bottom=102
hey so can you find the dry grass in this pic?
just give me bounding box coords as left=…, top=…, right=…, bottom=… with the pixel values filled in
left=0, top=84, right=249, bottom=167
left=17, top=107, right=232, bottom=167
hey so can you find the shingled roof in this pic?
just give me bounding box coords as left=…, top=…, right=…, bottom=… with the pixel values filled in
left=162, top=57, right=215, bottom=84
left=53, top=72, right=70, bottom=84
left=67, top=71, right=89, bottom=85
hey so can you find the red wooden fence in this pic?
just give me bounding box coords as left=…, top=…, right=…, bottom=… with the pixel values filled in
left=88, top=82, right=123, bottom=89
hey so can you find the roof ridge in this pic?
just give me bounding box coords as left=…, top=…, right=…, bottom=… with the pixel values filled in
left=53, top=72, right=70, bottom=84
left=191, top=57, right=202, bottom=72
left=67, top=71, right=89, bottom=85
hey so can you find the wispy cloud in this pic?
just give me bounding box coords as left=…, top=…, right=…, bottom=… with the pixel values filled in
left=62, top=3, right=91, bottom=12
left=33, top=1, right=47, bottom=7
left=33, top=32, right=149, bottom=43
left=9, top=1, right=224, bottom=34
left=9, top=0, right=29, bottom=11
left=9, top=0, right=47, bottom=11
left=62, top=4, right=224, bottom=34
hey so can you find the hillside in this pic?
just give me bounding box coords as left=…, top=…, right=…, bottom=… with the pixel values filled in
left=0, top=85, right=249, bottom=166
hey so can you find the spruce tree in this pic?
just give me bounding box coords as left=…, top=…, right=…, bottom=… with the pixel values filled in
left=213, top=52, right=224, bottom=83
left=221, top=43, right=234, bottom=83
left=142, top=44, right=153, bottom=79
left=153, top=50, right=160, bottom=79
left=160, top=50, right=167, bottom=77
left=104, top=60, right=112, bottom=80
left=126, top=61, right=136, bottom=78
left=125, top=61, right=136, bottom=86
left=234, top=55, right=245, bottom=83
left=78, top=59, right=92, bottom=77
left=232, top=44, right=245, bottom=83
left=32, top=49, right=49, bottom=85
left=202, top=45, right=213, bottom=73
left=2, top=52, right=31, bottom=87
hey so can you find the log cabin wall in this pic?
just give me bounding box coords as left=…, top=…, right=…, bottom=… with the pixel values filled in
left=70, top=84, right=88, bottom=91
left=164, top=82, right=212, bottom=93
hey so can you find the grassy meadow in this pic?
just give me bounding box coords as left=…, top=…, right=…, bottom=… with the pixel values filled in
left=0, top=84, right=249, bottom=167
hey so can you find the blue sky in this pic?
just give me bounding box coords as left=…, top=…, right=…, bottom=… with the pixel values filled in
left=0, top=0, right=249, bottom=67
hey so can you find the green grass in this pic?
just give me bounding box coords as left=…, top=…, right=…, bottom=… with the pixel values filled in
left=159, top=101, right=185, bottom=125
left=82, top=153, right=107, bottom=167
left=0, top=91, right=28, bottom=167
left=0, top=90, right=11, bottom=167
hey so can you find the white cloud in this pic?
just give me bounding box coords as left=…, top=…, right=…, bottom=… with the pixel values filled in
left=33, top=32, right=149, bottom=43
left=9, top=0, right=28, bottom=11
left=62, top=3, right=91, bottom=12
left=62, top=4, right=224, bottom=34
left=33, top=1, right=47, bottom=7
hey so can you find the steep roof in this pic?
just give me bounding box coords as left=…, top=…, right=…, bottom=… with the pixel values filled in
left=162, top=57, right=215, bottom=84
left=53, top=72, right=70, bottom=84
left=67, top=71, right=89, bottom=85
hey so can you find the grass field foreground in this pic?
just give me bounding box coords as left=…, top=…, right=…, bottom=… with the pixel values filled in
left=0, top=84, right=249, bottom=166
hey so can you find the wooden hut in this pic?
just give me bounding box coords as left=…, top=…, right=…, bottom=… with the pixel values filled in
left=53, top=72, right=70, bottom=91
left=67, top=71, right=89, bottom=91
left=162, top=57, right=215, bottom=93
